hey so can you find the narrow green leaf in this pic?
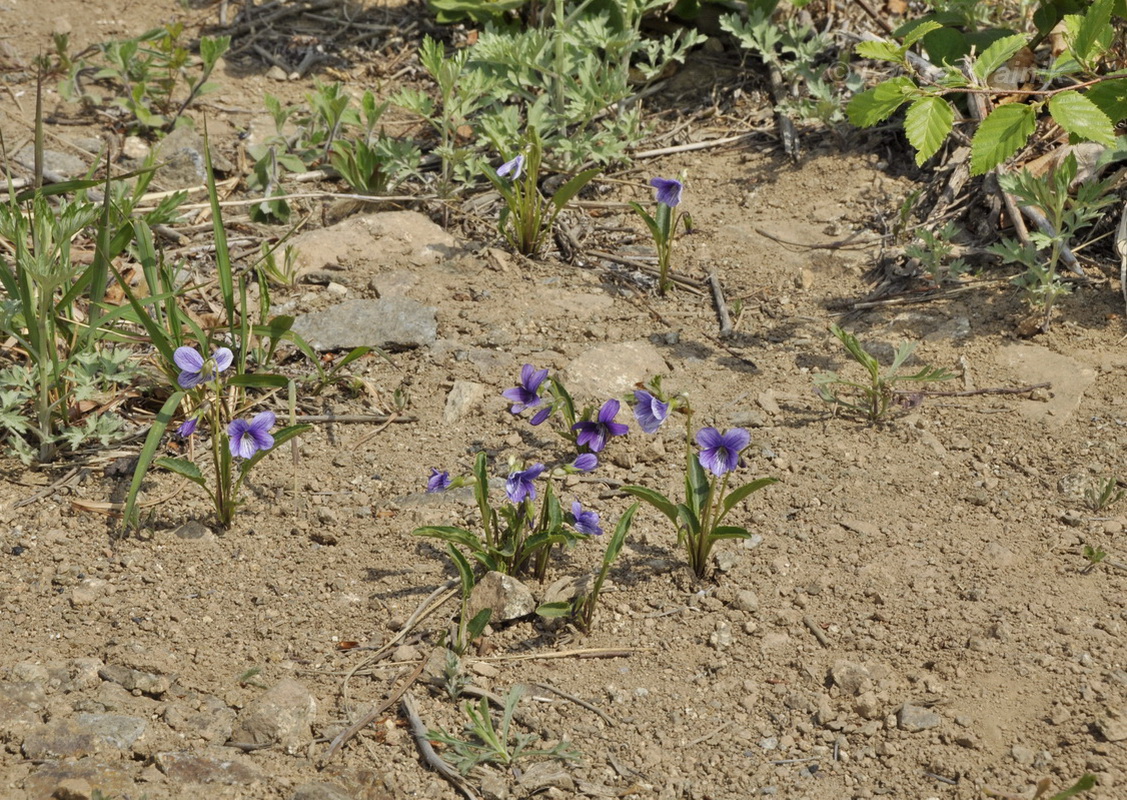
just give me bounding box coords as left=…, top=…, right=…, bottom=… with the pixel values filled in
left=620, top=485, right=678, bottom=525
left=710, top=526, right=752, bottom=539
left=154, top=456, right=207, bottom=487
left=122, top=391, right=184, bottom=530
left=722, top=477, right=780, bottom=515
left=447, top=543, right=476, bottom=596
left=535, top=601, right=574, bottom=618
left=603, top=503, right=637, bottom=566
left=228, top=373, right=292, bottom=389
left=904, top=96, right=955, bottom=165
left=1049, top=90, right=1117, bottom=146
left=465, top=608, right=492, bottom=641
left=972, top=34, right=1029, bottom=82
left=413, top=525, right=482, bottom=549
left=629, top=202, right=662, bottom=242
left=1048, top=774, right=1096, bottom=800
left=846, top=77, right=917, bottom=127
left=970, top=103, right=1037, bottom=175
left=551, top=167, right=601, bottom=210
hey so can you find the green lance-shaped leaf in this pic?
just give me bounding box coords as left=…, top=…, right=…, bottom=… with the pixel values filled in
left=847, top=76, right=917, bottom=127
left=154, top=456, right=207, bottom=487
left=620, top=485, right=678, bottom=526
left=413, top=525, right=482, bottom=550
left=970, top=103, right=1037, bottom=175
left=122, top=391, right=185, bottom=530
left=904, top=96, right=955, bottom=166
left=551, top=167, right=601, bottom=210
left=1049, top=90, right=1117, bottom=146
left=722, top=477, right=780, bottom=516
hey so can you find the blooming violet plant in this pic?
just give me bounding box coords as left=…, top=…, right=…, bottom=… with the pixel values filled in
left=483, top=129, right=600, bottom=257
left=154, top=344, right=309, bottom=529
left=630, top=176, right=693, bottom=295
left=623, top=379, right=776, bottom=578
left=414, top=452, right=600, bottom=580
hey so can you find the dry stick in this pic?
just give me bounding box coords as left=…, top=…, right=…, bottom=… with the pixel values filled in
left=803, top=616, right=830, bottom=648
left=904, top=381, right=1050, bottom=399
left=402, top=693, right=480, bottom=800
left=294, top=413, right=416, bottom=424
left=214, top=0, right=341, bottom=39
left=531, top=682, right=617, bottom=727
left=708, top=270, right=734, bottom=338
left=767, top=62, right=801, bottom=161
left=631, top=131, right=764, bottom=160
left=586, top=249, right=706, bottom=293
left=755, top=227, right=882, bottom=251
left=323, top=657, right=427, bottom=763
left=12, top=467, right=81, bottom=509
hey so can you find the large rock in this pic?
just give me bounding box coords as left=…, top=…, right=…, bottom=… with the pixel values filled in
left=563, top=341, right=668, bottom=401
left=292, top=297, right=437, bottom=351
left=467, top=571, right=537, bottom=623
left=155, top=748, right=264, bottom=784
left=229, top=678, right=317, bottom=754
left=289, top=211, right=458, bottom=277
left=22, top=714, right=147, bottom=759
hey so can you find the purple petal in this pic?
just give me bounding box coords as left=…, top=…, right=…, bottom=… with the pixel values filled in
left=177, top=417, right=198, bottom=437
left=572, top=453, right=597, bottom=472
left=497, top=154, right=524, bottom=180
left=522, top=364, right=548, bottom=392
left=720, top=427, right=750, bottom=453
left=529, top=406, right=553, bottom=426
left=174, top=346, right=203, bottom=372
left=247, top=411, right=275, bottom=451
left=570, top=500, right=603, bottom=536
left=427, top=468, right=451, bottom=493
left=228, top=418, right=256, bottom=459
left=695, top=427, right=724, bottom=450
left=649, top=177, right=683, bottom=207
left=177, top=370, right=203, bottom=390
left=213, top=347, right=234, bottom=373
left=633, top=390, right=669, bottom=434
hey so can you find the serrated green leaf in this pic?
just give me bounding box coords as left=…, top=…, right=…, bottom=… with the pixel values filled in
left=923, top=27, right=969, bottom=66
left=901, top=20, right=944, bottom=48
left=854, top=40, right=902, bottom=63
left=846, top=77, right=917, bottom=127
left=972, top=33, right=1029, bottom=82
left=904, top=96, right=955, bottom=165
left=1068, top=0, right=1113, bottom=65
left=1085, top=78, right=1127, bottom=124
left=1049, top=90, right=1117, bottom=145
left=970, top=103, right=1037, bottom=175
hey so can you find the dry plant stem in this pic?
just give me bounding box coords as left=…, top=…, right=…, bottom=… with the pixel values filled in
left=708, top=270, right=734, bottom=337
left=294, top=414, right=417, bottom=424
left=531, top=682, right=617, bottom=726
left=587, top=249, right=705, bottom=293
left=767, top=62, right=801, bottom=161
left=803, top=615, right=830, bottom=647
left=755, top=227, right=881, bottom=251
left=401, top=693, right=480, bottom=800
left=322, top=657, right=426, bottom=763
left=631, top=131, right=763, bottom=160
left=12, top=467, right=82, bottom=509
left=904, top=381, right=1050, bottom=398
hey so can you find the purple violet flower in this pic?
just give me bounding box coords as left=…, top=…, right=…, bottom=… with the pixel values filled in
left=228, top=411, right=276, bottom=459
left=497, top=154, right=525, bottom=180
left=649, top=177, right=683, bottom=208
left=695, top=427, right=750, bottom=476
left=174, top=345, right=233, bottom=390
left=177, top=417, right=199, bottom=437
left=427, top=468, right=452, bottom=493
left=572, top=399, right=629, bottom=453
left=529, top=405, right=553, bottom=426
left=570, top=500, right=603, bottom=536
left=502, top=364, right=549, bottom=415
left=572, top=453, right=598, bottom=472
left=505, top=463, right=544, bottom=504
left=632, top=390, right=670, bottom=434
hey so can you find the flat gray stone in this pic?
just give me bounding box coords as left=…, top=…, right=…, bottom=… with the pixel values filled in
left=289, top=211, right=458, bottom=278
left=444, top=380, right=486, bottom=423
left=467, top=571, right=536, bottom=623
left=563, top=341, right=668, bottom=401
left=995, top=344, right=1095, bottom=428
left=23, top=714, right=147, bottom=759
left=292, top=298, right=437, bottom=351
left=898, top=703, right=942, bottom=732
left=155, top=749, right=264, bottom=784
left=99, top=664, right=172, bottom=697
left=23, top=760, right=138, bottom=800
left=229, top=678, right=317, bottom=755
left=0, top=681, right=45, bottom=740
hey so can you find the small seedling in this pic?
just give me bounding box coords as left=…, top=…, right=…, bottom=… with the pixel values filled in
left=1085, top=477, right=1125, bottom=513
left=1081, top=544, right=1108, bottom=574
left=427, top=685, right=579, bottom=774
left=904, top=223, right=969, bottom=287
left=985, top=772, right=1095, bottom=800
left=630, top=177, right=691, bottom=295
left=814, top=325, right=955, bottom=422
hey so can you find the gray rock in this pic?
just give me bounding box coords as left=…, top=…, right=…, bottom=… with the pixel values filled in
left=467, top=571, right=536, bottom=623
left=292, top=297, right=437, bottom=352
left=444, top=380, right=486, bottom=423
left=229, top=678, right=317, bottom=754
left=0, top=681, right=46, bottom=740
left=155, top=749, right=264, bottom=784
left=103, top=642, right=178, bottom=676
left=153, top=125, right=234, bottom=188
left=1010, top=744, right=1035, bottom=765
left=98, top=664, right=172, bottom=698
left=15, top=146, right=86, bottom=177
left=479, top=771, right=510, bottom=800
left=174, top=519, right=214, bottom=540
left=563, top=341, right=668, bottom=401
left=291, top=782, right=354, bottom=800
left=22, top=713, right=147, bottom=759
left=898, top=703, right=941, bottom=732
left=164, top=697, right=236, bottom=744
left=289, top=211, right=458, bottom=277
left=70, top=578, right=112, bottom=607
left=830, top=661, right=873, bottom=695
left=22, top=760, right=138, bottom=800
left=1096, top=708, right=1127, bottom=742
left=733, top=590, right=759, bottom=613
left=517, top=761, right=575, bottom=793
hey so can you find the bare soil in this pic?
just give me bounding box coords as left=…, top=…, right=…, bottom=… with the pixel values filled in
left=2, top=2, right=1127, bottom=800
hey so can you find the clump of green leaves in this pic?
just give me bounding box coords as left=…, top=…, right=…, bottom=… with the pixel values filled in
left=985, top=773, right=1096, bottom=800
left=988, top=153, right=1114, bottom=331
left=848, top=0, right=1123, bottom=174
left=904, top=222, right=969, bottom=287
left=58, top=24, right=230, bottom=133
left=1085, top=477, right=1125, bottom=512
left=1081, top=544, right=1108, bottom=574
left=721, top=0, right=861, bottom=127
left=814, top=325, right=955, bottom=422
left=428, top=686, right=579, bottom=774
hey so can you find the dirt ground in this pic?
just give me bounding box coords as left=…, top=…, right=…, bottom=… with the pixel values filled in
left=2, top=1, right=1127, bottom=799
